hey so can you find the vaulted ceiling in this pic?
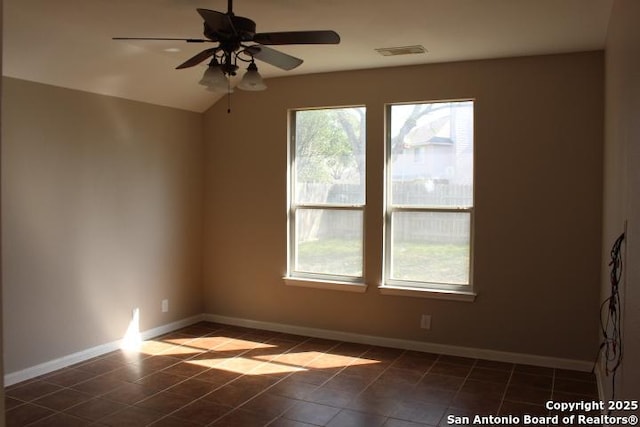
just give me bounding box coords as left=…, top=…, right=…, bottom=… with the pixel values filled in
left=4, top=0, right=613, bottom=112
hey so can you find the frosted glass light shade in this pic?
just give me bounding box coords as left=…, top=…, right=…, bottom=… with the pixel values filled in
left=199, top=64, right=228, bottom=92
left=238, top=63, right=267, bottom=91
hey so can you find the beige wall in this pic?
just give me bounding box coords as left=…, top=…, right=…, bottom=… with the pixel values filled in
left=1, top=78, right=204, bottom=373
left=602, top=0, right=640, bottom=402
left=203, top=51, right=604, bottom=361
left=1, top=0, right=5, bottom=422
left=1, top=50, right=606, bottom=381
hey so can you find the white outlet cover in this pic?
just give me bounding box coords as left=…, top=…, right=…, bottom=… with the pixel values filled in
left=420, top=315, right=431, bottom=329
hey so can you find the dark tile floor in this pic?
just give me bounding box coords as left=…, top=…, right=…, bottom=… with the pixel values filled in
left=4, top=322, right=599, bottom=426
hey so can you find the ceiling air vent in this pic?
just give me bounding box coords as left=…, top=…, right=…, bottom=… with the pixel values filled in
left=375, top=45, right=427, bottom=56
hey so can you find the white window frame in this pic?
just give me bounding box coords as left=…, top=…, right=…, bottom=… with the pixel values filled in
left=285, top=106, right=367, bottom=292
left=382, top=100, right=476, bottom=301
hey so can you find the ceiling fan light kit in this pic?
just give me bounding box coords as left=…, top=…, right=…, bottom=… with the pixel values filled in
left=114, top=0, right=340, bottom=97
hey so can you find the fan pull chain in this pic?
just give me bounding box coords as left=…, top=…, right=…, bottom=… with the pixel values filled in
left=227, top=78, right=232, bottom=114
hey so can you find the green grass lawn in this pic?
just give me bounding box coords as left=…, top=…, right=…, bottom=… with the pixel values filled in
left=391, top=242, right=469, bottom=284
left=296, top=239, right=469, bottom=284
left=296, top=238, right=362, bottom=276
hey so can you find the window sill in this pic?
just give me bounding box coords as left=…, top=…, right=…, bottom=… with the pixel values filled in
left=379, top=285, right=476, bottom=302
left=283, top=277, right=368, bottom=293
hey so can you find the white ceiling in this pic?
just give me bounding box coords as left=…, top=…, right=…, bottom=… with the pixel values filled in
left=3, top=0, right=613, bottom=112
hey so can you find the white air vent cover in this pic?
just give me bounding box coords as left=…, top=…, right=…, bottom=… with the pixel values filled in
left=375, top=45, right=427, bottom=56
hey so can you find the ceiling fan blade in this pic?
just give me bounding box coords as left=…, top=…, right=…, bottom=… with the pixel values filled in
left=197, top=8, right=234, bottom=35
left=176, top=48, right=217, bottom=69
left=113, top=37, right=212, bottom=43
left=246, top=45, right=303, bottom=71
left=253, top=30, right=340, bottom=45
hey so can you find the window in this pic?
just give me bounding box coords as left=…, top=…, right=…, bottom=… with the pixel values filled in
left=384, top=100, right=474, bottom=296
left=287, top=106, right=366, bottom=287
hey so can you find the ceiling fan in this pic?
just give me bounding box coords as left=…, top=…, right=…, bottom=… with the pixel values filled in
left=114, top=0, right=340, bottom=92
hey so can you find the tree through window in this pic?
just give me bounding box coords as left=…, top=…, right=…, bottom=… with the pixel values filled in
left=287, top=101, right=474, bottom=297
left=288, top=106, right=366, bottom=281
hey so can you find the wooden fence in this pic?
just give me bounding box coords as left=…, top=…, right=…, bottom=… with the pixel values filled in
left=296, top=182, right=472, bottom=244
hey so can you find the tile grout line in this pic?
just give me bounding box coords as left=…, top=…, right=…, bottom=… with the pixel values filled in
left=17, top=325, right=248, bottom=426
left=11, top=328, right=378, bottom=425
left=153, top=332, right=346, bottom=426
left=149, top=329, right=320, bottom=426
left=9, top=355, right=153, bottom=426
left=495, top=362, right=516, bottom=417
left=261, top=346, right=408, bottom=427
left=445, top=356, right=480, bottom=424
left=262, top=341, right=388, bottom=426
left=6, top=323, right=599, bottom=427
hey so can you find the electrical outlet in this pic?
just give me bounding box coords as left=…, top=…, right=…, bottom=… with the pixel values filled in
left=161, top=299, right=169, bottom=313
left=420, top=314, right=431, bottom=330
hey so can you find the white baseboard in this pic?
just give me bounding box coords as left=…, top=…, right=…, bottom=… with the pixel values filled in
left=4, top=314, right=204, bottom=387
left=204, top=314, right=594, bottom=372
left=138, top=314, right=205, bottom=342
left=594, top=352, right=608, bottom=404
left=5, top=312, right=596, bottom=388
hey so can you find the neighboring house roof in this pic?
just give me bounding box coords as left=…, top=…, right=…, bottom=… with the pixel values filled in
left=404, top=116, right=451, bottom=147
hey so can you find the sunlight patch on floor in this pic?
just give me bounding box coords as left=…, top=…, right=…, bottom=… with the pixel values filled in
left=130, top=332, right=380, bottom=378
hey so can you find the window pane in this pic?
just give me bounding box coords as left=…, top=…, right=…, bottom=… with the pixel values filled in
left=294, top=107, right=366, bottom=205
left=295, top=209, right=363, bottom=277
left=390, top=211, right=470, bottom=285
left=389, top=101, right=473, bottom=207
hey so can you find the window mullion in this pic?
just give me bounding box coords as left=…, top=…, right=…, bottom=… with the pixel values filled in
left=295, top=203, right=366, bottom=210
